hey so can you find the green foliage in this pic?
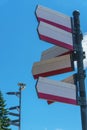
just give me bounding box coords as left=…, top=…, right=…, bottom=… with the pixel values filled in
left=0, top=91, right=11, bottom=130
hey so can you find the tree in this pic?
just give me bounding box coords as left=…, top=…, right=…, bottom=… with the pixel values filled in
left=0, top=91, right=11, bottom=130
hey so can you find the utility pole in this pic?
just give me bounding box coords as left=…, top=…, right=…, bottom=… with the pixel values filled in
left=73, top=10, right=87, bottom=130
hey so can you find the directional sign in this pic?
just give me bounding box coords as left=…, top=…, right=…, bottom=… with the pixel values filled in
left=41, top=45, right=72, bottom=61
left=10, top=119, right=19, bottom=126
left=47, top=75, right=76, bottom=104
left=9, top=106, right=20, bottom=110
left=38, top=22, right=73, bottom=50
left=9, top=112, right=19, bottom=117
left=36, top=5, right=72, bottom=32
left=6, top=92, right=20, bottom=95
left=10, top=119, right=19, bottom=123
left=32, top=54, right=74, bottom=79
left=62, top=75, right=76, bottom=84
left=10, top=122, right=19, bottom=127
left=36, top=77, right=77, bottom=105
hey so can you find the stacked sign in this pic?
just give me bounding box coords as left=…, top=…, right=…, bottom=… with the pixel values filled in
left=32, top=5, right=77, bottom=105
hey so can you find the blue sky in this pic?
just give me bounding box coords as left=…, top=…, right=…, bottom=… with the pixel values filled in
left=0, top=0, right=87, bottom=130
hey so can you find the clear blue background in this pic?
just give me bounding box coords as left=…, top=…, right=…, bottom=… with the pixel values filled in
left=0, top=0, right=87, bottom=130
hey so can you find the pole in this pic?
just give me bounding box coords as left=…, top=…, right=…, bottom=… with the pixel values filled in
left=73, top=10, right=87, bottom=130
left=18, top=83, right=26, bottom=130
left=7, top=83, right=26, bottom=129
left=19, top=87, right=21, bottom=130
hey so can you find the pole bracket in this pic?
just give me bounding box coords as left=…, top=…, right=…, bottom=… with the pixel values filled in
left=73, top=51, right=86, bottom=61
left=78, top=70, right=86, bottom=80
left=77, top=97, right=87, bottom=106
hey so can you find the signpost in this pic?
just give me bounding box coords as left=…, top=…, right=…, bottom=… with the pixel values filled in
left=38, top=21, right=73, bottom=50
left=32, top=54, right=74, bottom=79
left=36, top=77, right=77, bottom=105
left=7, top=83, right=26, bottom=130
left=32, top=5, right=87, bottom=130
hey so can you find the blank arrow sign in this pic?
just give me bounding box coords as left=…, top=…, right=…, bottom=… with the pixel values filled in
left=32, top=54, right=74, bottom=79
left=9, top=106, right=20, bottom=110
left=47, top=74, right=77, bottom=104
left=36, top=5, right=72, bottom=32
left=10, top=122, right=19, bottom=127
left=11, top=119, right=19, bottom=123
left=38, top=21, right=73, bottom=51
left=9, top=112, right=19, bottom=117
left=41, top=45, right=71, bottom=61
left=36, top=77, right=77, bottom=105
left=6, top=92, right=20, bottom=95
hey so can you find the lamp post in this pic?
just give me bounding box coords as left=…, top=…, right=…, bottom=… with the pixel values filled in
left=7, top=83, right=26, bottom=130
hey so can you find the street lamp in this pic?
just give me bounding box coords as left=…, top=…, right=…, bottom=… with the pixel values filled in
left=7, top=83, right=26, bottom=130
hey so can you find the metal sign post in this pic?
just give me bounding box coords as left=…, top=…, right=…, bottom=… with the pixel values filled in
left=73, top=10, right=87, bottom=130
left=7, top=83, right=26, bottom=130
left=33, top=5, right=87, bottom=130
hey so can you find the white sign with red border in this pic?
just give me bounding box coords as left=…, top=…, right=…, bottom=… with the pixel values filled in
left=36, top=5, right=72, bottom=32
left=36, top=77, right=77, bottom=105
left=38, top=22, right=73, bottom=50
